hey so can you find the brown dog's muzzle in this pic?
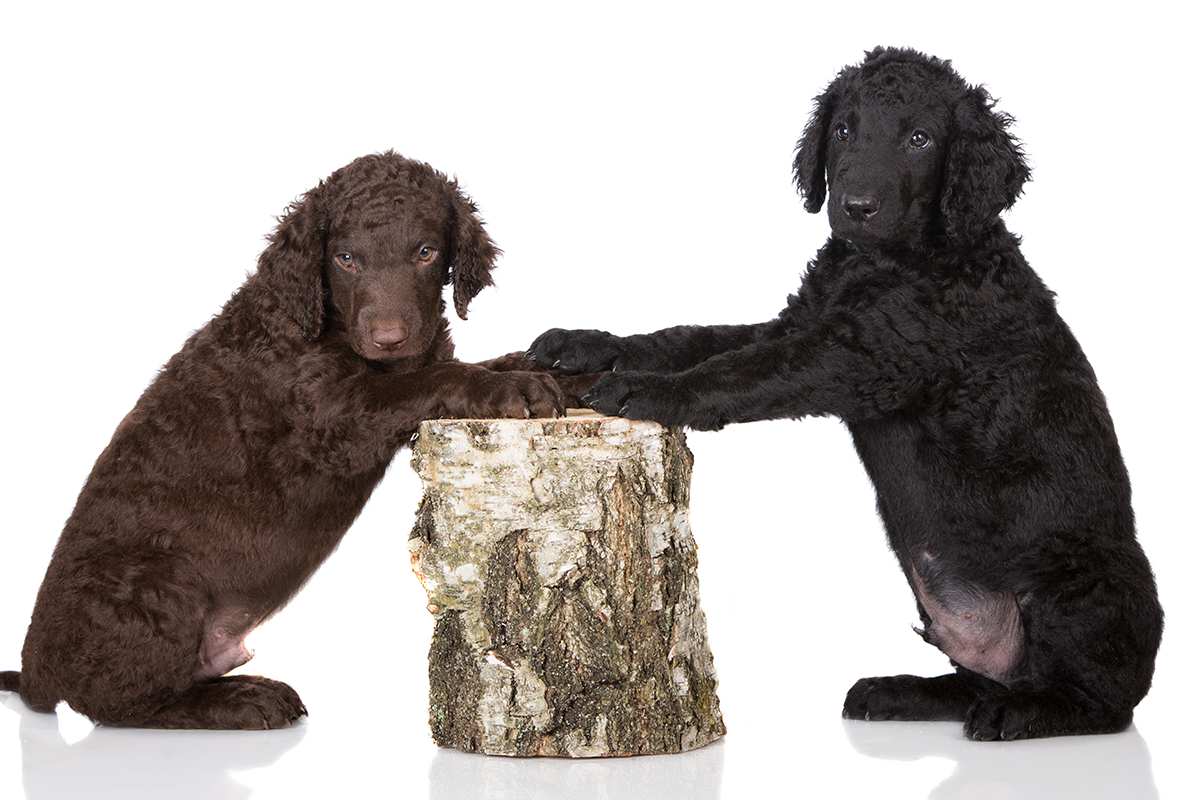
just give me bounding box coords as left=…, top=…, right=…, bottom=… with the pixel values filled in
left=369, top=320, right=409, bottom=352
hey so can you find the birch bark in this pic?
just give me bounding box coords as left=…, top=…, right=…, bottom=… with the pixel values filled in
left=409, top=411, right=725, bottom=757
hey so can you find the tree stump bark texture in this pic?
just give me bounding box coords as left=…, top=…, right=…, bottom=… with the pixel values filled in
left=409, top=412, right=725, bottom=757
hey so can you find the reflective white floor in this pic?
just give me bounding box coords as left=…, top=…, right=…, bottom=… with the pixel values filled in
left=2, top=692, right=1171, bottom=800
left=1, top=452, right=1188, bottom=799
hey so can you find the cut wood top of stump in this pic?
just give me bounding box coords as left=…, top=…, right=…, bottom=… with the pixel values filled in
left=414, top=407, right=670, bottom=437
left=418, top=407, right=620, bottom=424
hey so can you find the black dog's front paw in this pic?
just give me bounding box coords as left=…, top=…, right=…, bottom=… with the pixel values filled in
left=582, top=372, right=675, bottom=422
left=581, top=372, right=723, bottom=429
left=526, top=328, right=624, bottom=374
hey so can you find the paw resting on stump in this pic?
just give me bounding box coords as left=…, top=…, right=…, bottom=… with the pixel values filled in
left=408, top=410, right=725, bottom=757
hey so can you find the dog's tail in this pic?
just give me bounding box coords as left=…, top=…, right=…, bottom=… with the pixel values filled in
left=0, top=671, right=19, bottom=693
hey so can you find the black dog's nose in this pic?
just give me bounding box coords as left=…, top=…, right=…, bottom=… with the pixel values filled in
left=371, top=321, right=409, bottom=350
left=842, top=194, right=880, bottom=221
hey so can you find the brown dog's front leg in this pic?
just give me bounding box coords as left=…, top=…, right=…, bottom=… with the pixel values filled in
left=427, top=361, right=566, bottom=419
left=363, top=361, right=566, bottom=424
left=306, top=362, right=568, bottom=475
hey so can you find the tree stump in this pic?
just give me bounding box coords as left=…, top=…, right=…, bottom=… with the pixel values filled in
left=409, top=410, right=725, bottom=757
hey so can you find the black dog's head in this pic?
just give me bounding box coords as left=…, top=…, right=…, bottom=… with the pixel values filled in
left=794, top=47, right=1029, bottom=249
left=258, top=151, right=498, bottom=363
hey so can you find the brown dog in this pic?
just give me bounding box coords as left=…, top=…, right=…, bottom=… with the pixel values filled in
left=0, top=152, right=582, bottom=729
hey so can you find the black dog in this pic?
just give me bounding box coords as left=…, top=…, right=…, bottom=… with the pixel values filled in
left=528, top=47, right=1162, bottom=740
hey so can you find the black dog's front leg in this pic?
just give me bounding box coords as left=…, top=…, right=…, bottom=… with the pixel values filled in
left=528, top=320, right=786, bottom=375
left=585, top=311, right=935, bottom=429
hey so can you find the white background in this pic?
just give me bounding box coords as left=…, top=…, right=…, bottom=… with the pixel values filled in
left=1, top=2, right=1196, bottom=798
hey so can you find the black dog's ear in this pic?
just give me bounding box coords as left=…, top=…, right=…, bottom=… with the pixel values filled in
left=940, top=87, right=1030, bottom=245
left=794, top=66, right=859, bottom=214
left=446, top=182, right=499, bottom=320
left=793, top=86, right=837, bottom=213
left=258, top=188, right=326, bottom=340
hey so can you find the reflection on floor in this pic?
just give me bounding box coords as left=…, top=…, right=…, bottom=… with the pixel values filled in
left=3, top=692, right=1160, bottom=800
left=844, top=718, right=1157, bottom=800
left=4, top=695, right=306, bottom=800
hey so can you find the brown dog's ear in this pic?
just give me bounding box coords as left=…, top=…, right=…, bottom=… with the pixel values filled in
left=446, top=182, right=499, bottom=320
left=940, top=87, right=1030, bottom=245
left=258, top=188, right=327, bottom=340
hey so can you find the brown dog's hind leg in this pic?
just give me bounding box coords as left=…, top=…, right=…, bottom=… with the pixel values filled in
left=23, top=547, right=307, bottom=729
left=20, top=548, right=304, bottom=729
left=112, top=675, right=307, bottom=730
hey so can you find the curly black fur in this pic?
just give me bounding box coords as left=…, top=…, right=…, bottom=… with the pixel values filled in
left=529, top=47, right=1162, bottom=740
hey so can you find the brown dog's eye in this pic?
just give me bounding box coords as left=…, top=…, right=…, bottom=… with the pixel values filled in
left=909, top=130, right=931, bottom=149
left=834, top=123, right=850, bottom=142
left=417, top=245, right=438, bottom=264
left=335, top=252, right=355, bottom=271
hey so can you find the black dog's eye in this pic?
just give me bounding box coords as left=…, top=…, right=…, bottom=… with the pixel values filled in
left=909, top=130, right=932, bottom=149
left=416, top=245, right=438, bottom=263
left=335, top=252, right=355, bottom=271
left=834, top=123, right=850, bottom=142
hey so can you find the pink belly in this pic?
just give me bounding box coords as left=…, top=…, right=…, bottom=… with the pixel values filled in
left=195, top=607, right=257, bottom=680
left=911, top=553, right=1024, bottom=683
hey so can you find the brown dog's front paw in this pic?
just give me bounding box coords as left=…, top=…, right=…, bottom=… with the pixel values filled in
left=554, top=372, right=605, bottom=408
left=471, top=371, right=565, bottom=419
left=473, top=352, right=603, bottom=408
left=474, top=351, right=533, bottom=372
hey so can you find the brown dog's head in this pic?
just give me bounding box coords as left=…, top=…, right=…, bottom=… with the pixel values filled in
left=257, top=152, right=498, bottom=362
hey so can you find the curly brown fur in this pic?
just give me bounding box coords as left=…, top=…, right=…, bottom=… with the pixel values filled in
left=528, top=47, right=1162, bottom=740
left=1, top=151, right=568, bottom=729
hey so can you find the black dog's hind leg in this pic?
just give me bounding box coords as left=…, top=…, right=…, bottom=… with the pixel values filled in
left=962, top=686, right=1131, bottom=741
left=844, top=671, right=989, bottom=722
left=960, top=555, right=1161, bottom=740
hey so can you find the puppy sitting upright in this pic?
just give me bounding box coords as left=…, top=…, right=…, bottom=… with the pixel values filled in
left=0, top=152, right=565, bottom=729
left=529, top=48, right=1162, bottom=740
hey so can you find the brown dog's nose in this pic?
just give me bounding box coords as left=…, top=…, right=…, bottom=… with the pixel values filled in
left=371, top=321, right=409, bottom=350
left=842, top=194, right=880, bottom=220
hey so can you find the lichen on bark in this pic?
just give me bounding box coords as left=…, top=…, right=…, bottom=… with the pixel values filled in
left=409, top=412, right=725, bottom=757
